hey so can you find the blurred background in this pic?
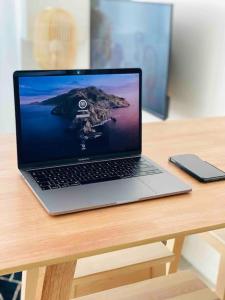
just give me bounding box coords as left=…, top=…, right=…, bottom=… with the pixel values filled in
left=1, top=0, right=225, bottom=290
left=2, top=0, right=225, bottom=134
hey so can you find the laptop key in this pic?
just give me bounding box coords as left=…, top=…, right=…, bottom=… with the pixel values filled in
left=50, top=186, right=58, bottom=189
left=29, top=157, right=163, bottom=190
left=80, top=175, right=120, bottom=185
left=70, top=182, right=80, bottom=186
left=41, top=187, right=50, bottom=190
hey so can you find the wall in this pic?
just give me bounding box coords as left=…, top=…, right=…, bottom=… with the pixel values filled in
left=169, top=0, right=225, bottom=119
left=0, top=0, right=90, bottom=133
left=0, top=0, right=20, bottom=133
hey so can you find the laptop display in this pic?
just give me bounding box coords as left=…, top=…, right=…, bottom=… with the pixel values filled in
left=13, top=69, right=191, bottom=216
left=15, top=70, right=141, bottom=165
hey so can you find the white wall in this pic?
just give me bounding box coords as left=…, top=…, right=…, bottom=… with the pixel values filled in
left=0, top=0, right=20, bottom=133
left=169, top=0, right=225, bottom=118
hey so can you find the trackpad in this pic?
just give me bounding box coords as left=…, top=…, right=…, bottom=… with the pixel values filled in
left=43, top=178, right=156, bottom=214
left=91, top=178, right=156, bottom=204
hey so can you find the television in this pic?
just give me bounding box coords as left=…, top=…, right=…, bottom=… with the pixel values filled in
left=90, top=0, right=173, bottom=119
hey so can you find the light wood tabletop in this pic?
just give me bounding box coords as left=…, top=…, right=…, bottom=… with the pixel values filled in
left=1, top=117, right=225, bottom=299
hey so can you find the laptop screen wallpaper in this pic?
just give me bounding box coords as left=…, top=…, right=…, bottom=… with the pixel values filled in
left=19, top=74, right=140, bottom=164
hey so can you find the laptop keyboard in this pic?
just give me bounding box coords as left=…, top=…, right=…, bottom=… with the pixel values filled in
left=29, top=157, right=163, bottom=190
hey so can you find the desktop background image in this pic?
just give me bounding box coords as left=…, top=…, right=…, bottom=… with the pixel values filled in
left=19, top=74, right=140, bottom=164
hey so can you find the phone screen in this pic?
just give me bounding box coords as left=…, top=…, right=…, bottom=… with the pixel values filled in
left=170, top=154, right=225, bottom=180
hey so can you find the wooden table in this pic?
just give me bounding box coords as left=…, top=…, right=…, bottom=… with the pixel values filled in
left=1, top=117, right=225, bottom=300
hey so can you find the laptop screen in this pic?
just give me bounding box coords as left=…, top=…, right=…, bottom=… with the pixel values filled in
left=15, top=70, right=141, bottom=166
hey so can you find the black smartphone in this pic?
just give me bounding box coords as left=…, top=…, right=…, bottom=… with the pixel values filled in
left=169, top=154, right=225, bottom=182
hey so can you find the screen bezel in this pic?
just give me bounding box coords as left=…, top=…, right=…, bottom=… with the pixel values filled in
left=90, top=0, right=173, bottom=120
left=13, top=68, right=142, bottom=170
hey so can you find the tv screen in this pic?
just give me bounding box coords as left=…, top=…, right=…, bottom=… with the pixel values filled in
left=91, top=0, right=172, bottom=119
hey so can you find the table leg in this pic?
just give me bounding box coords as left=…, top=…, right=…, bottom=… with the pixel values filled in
left=21, top=268, right=41, bottom=300
left=167, top=235, right=185, bottom=274
left=40, top=261, right=77, bottom=300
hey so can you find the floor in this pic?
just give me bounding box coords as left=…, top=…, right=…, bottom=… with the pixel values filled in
left=0, top=273, right=21, bottom=300
left=179, top=257, right=214, bottom=289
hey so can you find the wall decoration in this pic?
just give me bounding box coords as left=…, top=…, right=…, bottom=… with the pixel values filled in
left=91, top=0, right=173, bottom=119
left=33, top=7, right=76, bottom=69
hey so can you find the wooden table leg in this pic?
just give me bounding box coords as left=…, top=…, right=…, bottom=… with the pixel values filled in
left=40, top=261, right=77, bottom=300
left=21, top=268, right=40, bottom=300
left=167, top=236, right=185, bottom=274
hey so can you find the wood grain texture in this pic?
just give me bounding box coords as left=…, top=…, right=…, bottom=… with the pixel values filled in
left=21, top=268, right=40, bottom=300
left=72, top=242, right=173, bottom=297
left=73, top=265, right=167, bottom=298
left=41, top=261, right=76, bottom=300
left=35, top=267, right=46, bottom=300
left=74, top=271, right=219, bottom=300
left=1, top=117, right=225, bottom=275
left=21, top=267, right=46, bottom=300
left=74, top=242, right=173, bottom=279
left=73, top=268, right=152, bottom=298
left=168, top=236, right=185, bottom=274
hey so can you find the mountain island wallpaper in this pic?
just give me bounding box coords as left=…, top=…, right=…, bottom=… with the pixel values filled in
left=19, top=74, right=140, bottom=163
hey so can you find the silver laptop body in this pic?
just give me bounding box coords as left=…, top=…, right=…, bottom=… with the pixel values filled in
left=14, top=68, right=191, bottom=215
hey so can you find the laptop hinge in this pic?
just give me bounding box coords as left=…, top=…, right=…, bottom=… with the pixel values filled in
left=22, top=154, right=142, bottom=172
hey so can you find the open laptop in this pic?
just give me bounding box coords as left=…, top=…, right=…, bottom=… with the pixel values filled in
left=13, top=68, right=191, bottom=215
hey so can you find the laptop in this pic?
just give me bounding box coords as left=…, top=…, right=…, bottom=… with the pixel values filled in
left=13, top=68, right=191, bottom=215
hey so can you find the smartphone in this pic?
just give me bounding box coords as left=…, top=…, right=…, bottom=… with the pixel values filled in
left=169, top=154, right=225, bottom=182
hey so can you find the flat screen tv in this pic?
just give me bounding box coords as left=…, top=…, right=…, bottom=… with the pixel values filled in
left=90, top=0, right=172, bottom=119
